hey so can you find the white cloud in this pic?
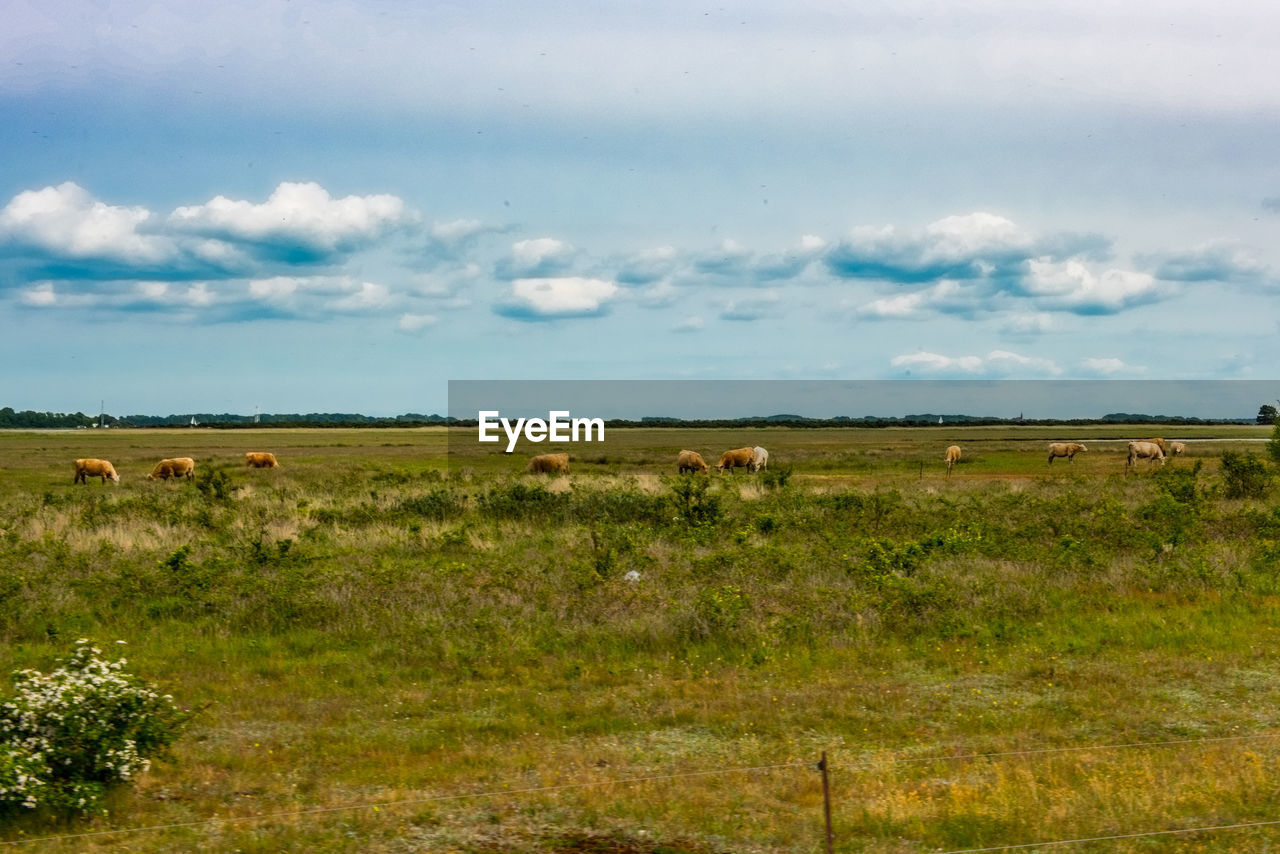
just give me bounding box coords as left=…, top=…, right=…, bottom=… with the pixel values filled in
left=1081, top=357, right=1145, bottom=375
left=168, top=181, right=409, bottom=254
left=671, top=315, right=704, bottom=332
left=397, top=312, right=437, bottom=333
left=497, top=276, right=618, bottom=319
left=249, top=276, right=301, bottom=301
left=0, top=182, right=172, bottom=265
left=924, top=212, right=1029, bottom=259
left=430, top=218, right=489, bottom=245
left=19, top=282, right=58, bottom=307
left=327, top=281, right=391, bottom=312
left=719, top=292, right=781, bottom=322
left=859, top=291, right=928, bottom=319
left=1002, top=312, right=1053, bottom=335
left=1022, top=259, right=1161, bottom=313
left=496, top=237, right=576, bottom=278
left=892, top=349, right=1061, bottom=376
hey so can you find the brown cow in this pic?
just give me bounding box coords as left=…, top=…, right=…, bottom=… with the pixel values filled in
left=1141, top=438, right=1168, bottom=455
left=147, top=457, right=195, bottom=481
left=1047, top=442, right=1088, bottom=464
left=526, top=452, right=570, bottom=474
left=716, top=447, right=755, bottom=473
left=944, top=445, right=961, bottom=476
left=244, top=452, right=280, bottom=468
left=676, top=450, right=710, bottom=474
left=74, top=458, right=119, bottom=484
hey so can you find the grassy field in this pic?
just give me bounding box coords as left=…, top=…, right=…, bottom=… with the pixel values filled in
left=2, top=424, right=1280, bottom=852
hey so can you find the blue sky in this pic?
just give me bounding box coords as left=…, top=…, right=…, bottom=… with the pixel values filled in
left=2, top=0, right=1279, bottom=416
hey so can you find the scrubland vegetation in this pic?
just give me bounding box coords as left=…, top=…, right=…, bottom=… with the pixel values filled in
left=2, top=425, right=1280, bottom=851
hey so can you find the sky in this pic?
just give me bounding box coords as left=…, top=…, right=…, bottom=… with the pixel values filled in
left=2, top=0, right=1279, bottom=417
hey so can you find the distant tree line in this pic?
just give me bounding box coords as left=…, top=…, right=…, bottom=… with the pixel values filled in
left=1, top=406, right=1265, bottom=430
left=0, top=407, right=97, bottom=428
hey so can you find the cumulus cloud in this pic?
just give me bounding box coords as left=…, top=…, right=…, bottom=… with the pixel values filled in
left=690, top=236, right=824, bottom=284
left=891, top=349, right=1062, bottom=377
left=327, top=281, right=391, bottom=312
left=826, top=211, right=1111, bottom=286
left=17, top=279, right=220, bottom=313
left=616, top=245, right=680, bottom=285
left=495, top=237, right=576, bottom=279
left=856, top=280, right=970, bottom=319
left=1020, top=259, right=1160, bottom=314
left=168, top=181, right=410, bottom=262
left=0, top=182, right=173, bottom=268
left=1139, top=241, right=1268, bottom=284
left=494, top=276, right=618, bottom=320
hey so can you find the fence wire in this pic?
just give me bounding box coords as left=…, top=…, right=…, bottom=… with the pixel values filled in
left=5, top=730, right=1280, bottom=849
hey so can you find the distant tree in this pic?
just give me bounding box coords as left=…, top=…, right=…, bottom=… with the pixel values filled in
left=1258, top=404, right=1278, bottom=425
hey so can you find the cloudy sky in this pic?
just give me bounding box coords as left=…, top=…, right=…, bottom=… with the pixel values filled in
left=3, top=0, right=1279, bottom=416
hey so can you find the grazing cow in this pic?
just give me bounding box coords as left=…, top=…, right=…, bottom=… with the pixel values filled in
left=676, top=450, right=710, bottom=474
left=750, top=446, right=769, bottom=473
left=147, top=457, right=195, bottom=481
left=716, top=447, right=755, bottom=474
left=1047, top=442, right=1088, bottom=464
left=74, top=458, right=119, bottom=484
left=1141, top=438, right=1168, bottom=455
left=526, top=452, right=570, bottom=474
left=1127, top=441, right=1165, bottom=472
left=944, top=445, right=961, bottom=476
left=1169, top=441, right=1187, bottom=457
left=244, top=452, right=280, bottom=468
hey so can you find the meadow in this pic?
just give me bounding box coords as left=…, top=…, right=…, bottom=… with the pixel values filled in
left=2, top=424, right=1280, bottom=852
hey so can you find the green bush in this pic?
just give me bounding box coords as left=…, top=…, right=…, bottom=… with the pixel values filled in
left=667, top=475, right=722, bottom=527
left=0, top=641, right=188, bottom=816
left=1220, top=451, right=1273, bottom=499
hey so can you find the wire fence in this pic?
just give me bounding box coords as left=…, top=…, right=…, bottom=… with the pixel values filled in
left=6, top=730, right=1280, bottom=850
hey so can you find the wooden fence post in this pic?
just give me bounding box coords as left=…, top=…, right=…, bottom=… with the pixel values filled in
left=819, top=751, right=834, bottom=854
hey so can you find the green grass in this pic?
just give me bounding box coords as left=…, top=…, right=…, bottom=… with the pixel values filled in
left=1, top=425, right=1280, bottom=851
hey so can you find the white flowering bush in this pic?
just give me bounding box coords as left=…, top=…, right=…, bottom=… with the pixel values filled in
left=0, top=640, right=188, bottom=816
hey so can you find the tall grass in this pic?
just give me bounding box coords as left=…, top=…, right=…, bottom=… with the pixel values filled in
left=1, top=427, right=1279, bottom=851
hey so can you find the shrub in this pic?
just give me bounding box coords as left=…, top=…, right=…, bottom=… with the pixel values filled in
left=1220, top=451, right=1273, bottom=499
left=760, top=464, right=793, bottom=489
left=0, top=641, right=189, bottom=816
left=667, top=475, right=723, bottom=527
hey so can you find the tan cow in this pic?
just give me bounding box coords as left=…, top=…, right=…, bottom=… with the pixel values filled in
left=1127, top=441, right=1165, bottom=472
left=1141, top=438, right=1168, bottom=455
left=1047, top=442, right=1088, bottom=464
left=147, top=457, right=195, bottom=481
left=244, top=452, right=280, bottom=468
left=944, top=445, right=961, bottom=476
left=716, top=447, right=755, bottom=473
left=526, top=452, right=570, bottom=474
left=676, top=450, right=710, bottom=474
left=74, top=458, right=119, bottom=484
left=750, top=446, right=769, bottom=472
left=1169, top=441, right=1187, bottom=457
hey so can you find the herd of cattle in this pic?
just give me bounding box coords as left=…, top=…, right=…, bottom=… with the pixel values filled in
left=71, top=452, right=279, bottom=484
left=69, top=438, right=1191, bottom=485
left=945, top=436, right=1187, bottom=476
